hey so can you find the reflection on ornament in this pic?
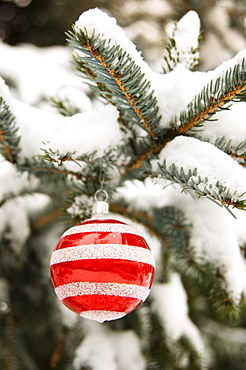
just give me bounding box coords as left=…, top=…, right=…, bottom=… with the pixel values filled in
left=50, top=197, right=155, bottom=323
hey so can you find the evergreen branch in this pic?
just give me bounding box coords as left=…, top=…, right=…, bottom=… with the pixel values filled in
left=214, top=137, right=246, bottom=163
left=176, top=62, right=246, bottom=134
left=117, top=60, right=246, bottom=174
left=186, top=258, right=242, bottom=323
left=31, top=208, right=64, bottom=231
left=19, top=157, right=84, bottom=181
left=50, top=327, right=69, bottom=369
left=162, top=29, right=200, bottom=74
left=153, top=206, right=191, bottom=251
left=153, top=207, right=241, bottom=322
left=142, top=303, right=206, bottom=369
left=42, top=146, right=120, bottom=170
left=0, top=97, right=20, bottom=164
left=50, top=97, right=81, bottom=117
left=67, top=28, right=162, bottom=138
left=123, top=128, right=177, bottom=174
left=177, top=335, right=206, bottom=370
left=155, top=161, right=246, bottom=213
left=142, top=308, right=175, bottom=369
left=20, top=156, right=111, bottom=185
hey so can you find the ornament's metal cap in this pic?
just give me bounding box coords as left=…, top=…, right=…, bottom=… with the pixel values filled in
left=92, top=200, right=109, bottom=217
left=92, top=189, right=109, bottom=218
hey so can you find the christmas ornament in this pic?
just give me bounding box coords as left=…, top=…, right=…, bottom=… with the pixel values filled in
left=50, top=190, right=155, bottom=323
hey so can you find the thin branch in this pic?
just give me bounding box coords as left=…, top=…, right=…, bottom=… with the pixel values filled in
left=0, top=98, right=20, bottom=164
left=84, top=45, right=158, bottom=138
left=29, top=165, right=84, bottom=180
left=50, top=327, right=69, bottom=369
left=68, top=29, right=161, bottom=138
left=178, top=80, right=246, bottom=134
left=0, top=128, right=14, bottom=163
left=124, top=79, right=246, bottom=173
left=31, top=209, right=63, bottom=231
left=124, top=130, right=176, bottom=173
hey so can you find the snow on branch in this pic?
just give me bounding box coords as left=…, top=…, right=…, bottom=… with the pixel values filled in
left=73, top=323, right=145, bottom=370
left=176, top=57, right=246, bottom=134
left=44, top=105, right=122, bottom=160
left=151, top=273, right=208, bottom=366
left=68, top=8, right=162, bottom=138
left=0, top=160, right=51, bottom=253
left=152, top=136, right=246, bottom=212
left=162, top=10, right=200, bottom=73
left=0, top=78, right=20, bottom=164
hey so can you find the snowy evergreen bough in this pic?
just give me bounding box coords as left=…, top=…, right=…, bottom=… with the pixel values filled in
left=1, top=6, right=246, bottom=370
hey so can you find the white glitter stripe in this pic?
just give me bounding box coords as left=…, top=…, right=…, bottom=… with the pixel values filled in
left=79, top=310, right=126, bottom=323
left=55, top=282, right=150, bottom=301
left=62, top=223, right=143, bottom=238
left=50, top=244, right=155, bottom=267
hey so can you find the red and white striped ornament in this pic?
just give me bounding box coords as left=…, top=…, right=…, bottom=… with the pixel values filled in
left=50, top=195, right=155, bottom=323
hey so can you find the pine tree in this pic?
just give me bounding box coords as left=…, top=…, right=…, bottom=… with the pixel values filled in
left=1, top=6, right=246, bottom=370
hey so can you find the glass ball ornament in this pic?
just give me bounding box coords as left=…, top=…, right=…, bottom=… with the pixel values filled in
left=50, top=197, right=155, bottom=323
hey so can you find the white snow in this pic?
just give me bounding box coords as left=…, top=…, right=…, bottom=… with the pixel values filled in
left=152, top=46, right=246, bottom=129
left=0, top=192, right=51, bottom=253
left=196, top=102, right=246, bottom=148
left=75, top=8, right=152, bottom=77
left=0, top=160, right=35, bottom=201
left=53, top=86, right=93, bottom=113
left=151, top=67, right=209, bottom=128
left=187, top=198, right=246, bottom=301
left=0, top=42, right=82, bottom=105
left=73, top=323, right=145, bottom=370
left=46, top=105, right=122, bottom=159
left=154, top=136, right=246, bottom=202
left=164, top=11, right=200, bottom=70
left=0, top=77, right=12, bottom=108
left=151, top=273, right=208, bottom=362
left=0, top=159, right=51, bottom=253
left=174, top=11, right=200, bottom=52
left=12, top=99, right=65, bottom=159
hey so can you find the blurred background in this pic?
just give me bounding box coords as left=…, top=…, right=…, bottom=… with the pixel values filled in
left=0, top=0, right=245, bottom=71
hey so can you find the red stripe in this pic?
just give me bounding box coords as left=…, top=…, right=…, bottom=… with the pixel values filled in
left=50, top=259, right=154, bottom=288
left=56, top=232, right=150, bottom=250
left=62, top=295, right=142, bottom=315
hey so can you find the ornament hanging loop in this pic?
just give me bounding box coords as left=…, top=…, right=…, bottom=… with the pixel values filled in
left=92, top=189, right=109, bottom=218
left=94, top=189, right=108, bottom=203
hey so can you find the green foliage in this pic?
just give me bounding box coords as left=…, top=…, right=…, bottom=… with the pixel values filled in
left=214, top=137, right=246, bottom=164
left=50, top=97, right=81, bottom=117
left=67, top=28, right=162, bottom=138
left=135, top=304, right=206, bottom=370
left=0, top=97, right=20, bottom=164
left=162, top=26, right=200, bottom=74
left=1, top=4, right=246, bottom=370
left=154, top=161, right=246, bottom=213
left=176, top=61, right=246, bottom=133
